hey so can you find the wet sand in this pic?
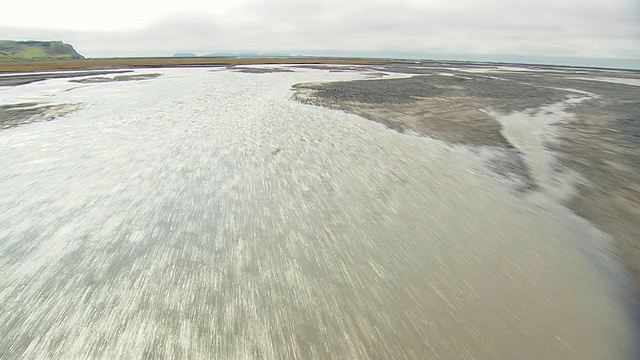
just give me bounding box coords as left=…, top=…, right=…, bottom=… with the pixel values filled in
left=69, top=73, right=161, bottom=84
left=294, top=64, right=640, bottom=295
left=0, top=66, right=637, bottom=359
left=0, top=70, right=131, bottom=87
left=0, top=102, right=81, bottom=130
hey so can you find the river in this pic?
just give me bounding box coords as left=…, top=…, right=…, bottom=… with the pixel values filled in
left=0, top=67, right=635, bottom=359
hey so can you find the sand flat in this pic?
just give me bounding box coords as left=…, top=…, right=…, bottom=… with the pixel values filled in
left=0, top=67, right=635, bottom=359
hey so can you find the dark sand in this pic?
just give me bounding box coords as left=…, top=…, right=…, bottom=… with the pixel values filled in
left=0, top=70, right=131, bottom=87
left=69, top=73, right=161, bottom=83
left=293, top=63, right=640, bottom=297
left=0, top=102, right=80, bottom=130
left=233, top=67, right=295, bottom=74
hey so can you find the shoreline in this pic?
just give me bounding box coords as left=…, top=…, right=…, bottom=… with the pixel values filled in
left=0, top=57, right=389, bottom=74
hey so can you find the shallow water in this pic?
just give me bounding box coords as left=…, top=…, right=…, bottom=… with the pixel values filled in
left=0, top=68, right=636, bottom=359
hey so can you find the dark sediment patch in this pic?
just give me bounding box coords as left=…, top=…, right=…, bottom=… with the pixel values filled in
left=368, top=65, right=441, bottom=75
left=295, top=74, right=569, bottom=114
left=293, top=74, right=569, bottom=147
left=291, top=65, right=372, bottom=72
left=294, top=65, right=640, bottom=304
left=69, top=73, right=161, bottom=84
left=0, top=102, right=80, bottom=130
left=234, top=67, right=295, bottom=74
left=0, top=70, right=131, bottom=87
left=292, top=73, right=575, bottom=189
left=492, top=70, right=640, bottom=291
left=549, top=95, right=640, bottom=293
left=485, top=149, right=539, bottom=192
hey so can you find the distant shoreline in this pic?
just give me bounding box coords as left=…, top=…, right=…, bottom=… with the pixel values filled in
left=0, top=57, right=389, bottom=73
left=2, top=57, right=639, bottom=74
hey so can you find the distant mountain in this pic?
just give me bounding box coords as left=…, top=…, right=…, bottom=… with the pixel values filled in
left=0, top=40, right=84, bottom=61
left=173, top=52, right=197, bottom=58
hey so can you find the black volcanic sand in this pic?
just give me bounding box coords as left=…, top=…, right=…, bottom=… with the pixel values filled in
left=293, top=64, right=640, bottom=297
left=0, top=102, right=80, bottom=130
left=0, top=70, right=131, bottom=87
left=292, top=73, right=570, bottom=190
left=69, top=73, right=162, bottom=83
left=292, top=65, right=370, bottom=72
left=294, top=74, right=569, bottom=144
left=449, top=69, right=640, bottom=290
left=234, top=67, right=295, bottom=74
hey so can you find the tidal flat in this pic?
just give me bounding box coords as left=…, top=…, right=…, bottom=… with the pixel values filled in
left=0, top=64, right=638, bottom=359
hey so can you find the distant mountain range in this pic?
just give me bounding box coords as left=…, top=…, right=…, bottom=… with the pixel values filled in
left=173, top=52, right=197, bottom=58
left=0, top=41, right=84, bottom=61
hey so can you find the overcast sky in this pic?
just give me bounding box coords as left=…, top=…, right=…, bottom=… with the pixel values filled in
left=2, top=0, right=639, bottom=67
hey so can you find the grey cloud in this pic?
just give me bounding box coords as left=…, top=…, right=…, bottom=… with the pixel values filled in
left=1, top=0, right=638, bottom=64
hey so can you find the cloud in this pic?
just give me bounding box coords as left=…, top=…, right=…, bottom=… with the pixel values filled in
left=1, top=0, right=639, bottom=63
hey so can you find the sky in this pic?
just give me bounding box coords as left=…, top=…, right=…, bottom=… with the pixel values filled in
left=2, top=0, right=639, bottom=68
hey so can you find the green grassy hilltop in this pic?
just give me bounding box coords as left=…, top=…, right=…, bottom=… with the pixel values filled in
left=0, top=40, right=84, bottom=61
